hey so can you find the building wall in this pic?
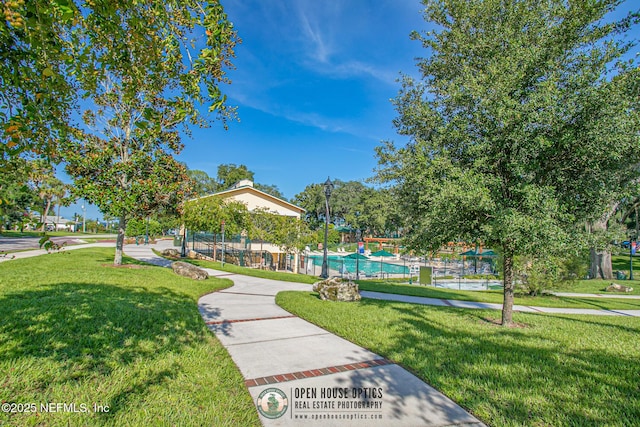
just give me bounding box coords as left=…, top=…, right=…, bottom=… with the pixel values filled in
left=224, top=191, right=302, bottom=218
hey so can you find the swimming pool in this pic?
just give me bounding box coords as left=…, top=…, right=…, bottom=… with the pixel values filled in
left=304, top=255, right=410, bottom=276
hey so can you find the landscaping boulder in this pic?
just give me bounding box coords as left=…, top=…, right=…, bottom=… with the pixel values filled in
left=606, top=282, right=634, bottom=293
left=162, top=248, right=181, bottom=257
left=313, top=278, right=361, bottom=302
left=171, top=261, right=208, bottom=280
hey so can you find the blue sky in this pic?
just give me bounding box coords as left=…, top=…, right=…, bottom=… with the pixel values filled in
left=62, top=0, right=638, bottom=221
left=64, top=0, right=427, bottom=220
left=181, top=0, right=426, bottom=196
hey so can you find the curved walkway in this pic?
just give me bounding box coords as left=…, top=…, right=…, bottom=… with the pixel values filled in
left=125, top=242, right=485, bottom=426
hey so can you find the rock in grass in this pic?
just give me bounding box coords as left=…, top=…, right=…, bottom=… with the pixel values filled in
left=606, top=282, right=633, bottom=293
left=313, top=278, right=361, bottom=302
left=162, top=248, right=181, bottom=257
left=171, top=261, right=208, bottom=280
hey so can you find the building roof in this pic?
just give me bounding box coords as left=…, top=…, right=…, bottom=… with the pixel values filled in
left=193, top=181, right=305, bottom=216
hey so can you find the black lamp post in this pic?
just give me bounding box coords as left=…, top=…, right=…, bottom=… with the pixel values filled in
left=181, top=226, right=187, bottom=257
left=221, top=220, right=226, bottom=267
left=145, top=216, right=149, bottom=245
left=355, top=229, right=362, bottom=280
left=320, top=177, right=334, bottom=279
left=629, top=231, right=636, bottom=281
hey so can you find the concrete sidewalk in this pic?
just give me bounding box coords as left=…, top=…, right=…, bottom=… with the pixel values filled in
left=360, top=292, right=640, bottom=317
left=124, top=243, right=485, bottom=426
left=550, top=292, right=640, bottom=299
left=199, top=274, right=484, bottom=426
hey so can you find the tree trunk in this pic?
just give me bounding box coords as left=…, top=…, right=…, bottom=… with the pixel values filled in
left=589, top=248, right=613, bottom=279
left=501, top=245, right=515, bottom=326
left=114, top=215, right=127, bottom=266
left=587, top=202, right=619, bottom=280
left=41, top=198, right=52, bottom=232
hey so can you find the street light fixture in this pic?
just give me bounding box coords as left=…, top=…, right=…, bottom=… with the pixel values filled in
left=221, top=220, right=226, bottom=267
left=81, top=203, right=86, bottom=233
left=320, top=177, right=334, bottom=279
left=356, top=229, right=362, bottom=280
left=630, top=231, right=636, bottom=281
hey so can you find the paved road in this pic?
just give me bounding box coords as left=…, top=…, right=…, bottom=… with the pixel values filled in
left=0, top=234, right=117, bottom=252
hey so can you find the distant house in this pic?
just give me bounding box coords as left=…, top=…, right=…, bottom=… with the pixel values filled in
left=189, top=180, right=305, bottom=272
left=42, top=215, right=75, bottom=231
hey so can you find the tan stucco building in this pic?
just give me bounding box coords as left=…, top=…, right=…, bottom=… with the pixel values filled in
left=193, top=180, right=305, bottom=272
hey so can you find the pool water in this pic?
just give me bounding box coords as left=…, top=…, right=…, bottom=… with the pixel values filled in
left=306, top=255, right=409, bottom=276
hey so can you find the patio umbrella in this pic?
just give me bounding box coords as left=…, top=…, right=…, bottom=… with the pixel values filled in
left=460, top=249, right=496, bottom=257
left=343, top=252, right=369, bottom=259
left=371, top=249, right=394, bottom=257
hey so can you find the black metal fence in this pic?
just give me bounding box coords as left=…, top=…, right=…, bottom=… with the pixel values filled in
left=189, top=231, right=288, bottom=270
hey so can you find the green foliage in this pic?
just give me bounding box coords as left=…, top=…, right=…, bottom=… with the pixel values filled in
left=125, top=218, right=162, bottom=238
left=293, top=183, right=326, bottom=227
left=293, top=180, right=400, bottom=236
left=1, top=0, right=239, bottom=165
left=28, top=159, right=69, bottom=231
left=0, top=0, right=76, bottom=163
left=272, top=215, right=312, bottom=254
left=247, top=207, right=279, bottom=244
left=216, top=164, right=254, bottom=189
left=182, top=196, right=249, bottom=236
left=375, top=0, right=639, bottom=324
left=0, top=158, right=37, bottom=231
left=254, top=182, right=286, bottom=200
left=187, top=169, right=219, bottom=196
left=514, top=254, right=587, bottom=296
left=37, top=235, right=66, bottom=253
left=7, top=0, right=239, bottom=265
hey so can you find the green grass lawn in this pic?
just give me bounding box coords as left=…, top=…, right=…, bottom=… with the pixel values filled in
left=0, top=248, right=259, bottom=427
left=276, top=291, right=640, bottom=426
left=562, top=279, right=640, bottom=295
left=358, top=281, right=640, bottom=310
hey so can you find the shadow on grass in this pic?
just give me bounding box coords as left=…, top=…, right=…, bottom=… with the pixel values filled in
left=0, top=283, right=207, bottom=419
left=355, top=298, right=640, bottom=425
left=278, top=291, right=640, bottom=425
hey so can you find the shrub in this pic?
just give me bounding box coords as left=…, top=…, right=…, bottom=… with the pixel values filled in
left=515, top=254, right=586, bottom=296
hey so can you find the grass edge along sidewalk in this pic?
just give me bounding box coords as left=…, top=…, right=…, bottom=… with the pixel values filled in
left=0, top=247, right=260, bottom=427
left=356, top=280, right=640, bottom=310
left=276, top=290, right=640, bottom=427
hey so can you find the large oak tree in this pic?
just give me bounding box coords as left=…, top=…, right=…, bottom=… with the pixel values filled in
left=376, top=0, right=639, bottom=325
